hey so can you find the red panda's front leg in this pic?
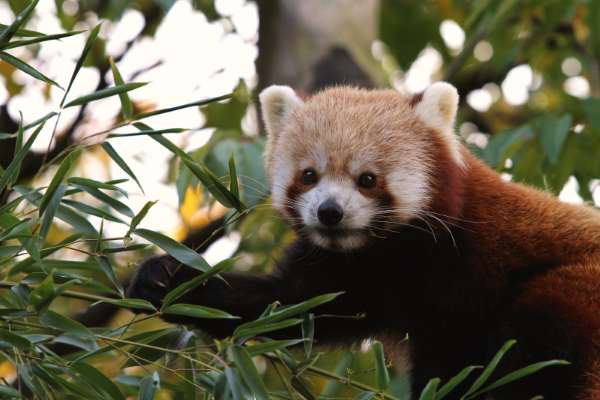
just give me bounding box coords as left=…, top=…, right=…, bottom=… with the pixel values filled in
left=127, top=254, right=377, bottom=342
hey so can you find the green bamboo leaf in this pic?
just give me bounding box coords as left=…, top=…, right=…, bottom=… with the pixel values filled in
left=354, top=392, right=376, bottom=400
left=39, top=184, right=67, bottom=239
left=466, top=360, right=569, bottom=399
left=225, top=367, right=243, bottom=400
left=162, top=258, right=234, bottom=307
left=0, top=385, right=20, bottom=398
left=72, top=362, right=125, bottom=400
left=64, top=82, right=147, bottom=108
left=70, top=183, right=133, bottom=218
left=39, top=149, right=81, bottom=216
left=2, top=30, right=83, bottom=50
left=62, top=199, right=126, bottom=224
left=537, top=114, right=572, bottom=165
left=150, top=133, right=244, bottom=210
left=436, top=366, right=481, bottom=400
left=126, top=201, right=157, bottom=237
left=418, top=378, right=440, bottom=400
left=0, top=0, right=40, bottom=45
left=61, top=23, right=102, bottom=107
left=23, top=111, right=58, bottom=131
left=0, top=119, right=45, bottom=193
left=235, top=292, right=343, bottom=332
left=109, top=56, right=133, bottom=119
left=29, top=274, right=56, bottom=311
left=95, top=255, right=124, bottom=296
left=463, top=340, right=516, bottom=398
left=138, top=372, right=160, bottom=400
left=108, top=128, right=187, bottom=138
left=321, top=352, right=354, bottom=397
left=372, top=340, right=390, bottom=390
left=133, top=93, right=232, bottom=120
left=302, top=313, right=314, bottom=358
left=39, top=310, right=97, bottom=351
left=94, top=298, right=156, bottom=312
left=229, top=153, right=239, bottom=198
left=246, top=339, right=306, bottom=357
left=230, top=345, right=270, bottom=400
left=102, top=243, right=149, bottom=254
left=234, top=318, right=303, bottom=340
left=0, top=51, right=62, bottom=88
left=101, top=142, right=144, bottom=193
left=161, top=303, right=239, bottom=319
left=133, top=228, right=210, bottom=272
left=14, top=186, right=97, bottom=235
left=67, top=177, right=128, bottom=197
left=0, top=23, right=43, bottom=38
left=0, top=328, right=32, bottom=349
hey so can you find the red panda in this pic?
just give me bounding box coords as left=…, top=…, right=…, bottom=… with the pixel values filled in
left=128, top=82, right=600, bottom=399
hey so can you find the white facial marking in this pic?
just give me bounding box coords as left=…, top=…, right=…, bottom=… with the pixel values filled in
left=299, top=177, right=374, bottom=229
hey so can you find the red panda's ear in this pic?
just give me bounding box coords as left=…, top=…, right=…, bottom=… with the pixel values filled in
left=413, top=82, right=458, bottom=132
left=413, top=82, right=464, bottom=166
left=259, top=85, right=304, bottom=138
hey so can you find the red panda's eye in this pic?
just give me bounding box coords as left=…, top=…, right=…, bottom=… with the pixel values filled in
left=301, top=168, right=319, bottom=185
left=357, top=172, right=376, bottom=189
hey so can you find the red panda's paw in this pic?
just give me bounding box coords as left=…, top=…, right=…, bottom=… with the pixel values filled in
left=126, top=255, right=178, bottom=310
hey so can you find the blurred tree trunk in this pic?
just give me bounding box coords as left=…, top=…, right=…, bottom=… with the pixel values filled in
left=255, top=0, right=384, bottom=95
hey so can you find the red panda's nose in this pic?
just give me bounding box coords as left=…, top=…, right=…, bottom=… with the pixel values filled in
left=318, top=198, right=344, bottom=226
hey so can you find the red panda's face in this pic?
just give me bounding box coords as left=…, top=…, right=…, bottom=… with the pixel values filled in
left=259, top=84, right=462, bottom=251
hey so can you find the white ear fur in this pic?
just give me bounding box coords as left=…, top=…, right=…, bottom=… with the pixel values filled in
left=414, top=82, right=463, bottom=166
left=259, top=85, right=303, bottom=137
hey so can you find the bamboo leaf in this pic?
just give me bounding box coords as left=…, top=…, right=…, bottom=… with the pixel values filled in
left=14, top=186, right=97, bottom=236
left=70, top=183, right=134, bottom=218
left=61, top=199, right=126, bottom=224
left=109, top=56, right=133, bottom=119
left=0, top=328, right=33, bottom=349
left=39, top=149, right=81, bottom=216
left=101, top=142, right=144, bottom=193
left=463, top=340, right=516, bottom=398
left=138, top=372, right=160, bottom=400
left=162, top=303, right=239, bottom=319
left=94, top=255, right=123, bottom=297
left=162, top=258, right=234, bottom=307
left=133, top=93, right=231, bottom=120
left=39, top=184, right=67, bottom=240
left=72, top=362, right=125, bottom=400
left=437, top=366, right=481, bottom=400
left=372, top=340, right=390, bottom=390
left=234, top=318, right=303, bottom=340
left=466, top=360, right=569, bottom=399
left=126, top=201, right=158, bottom=237
left=246, top=339, right=306, bottom=357
left=418, top=378, right=440, bottom=400
left=0, top=23, right=43, bottom=38
left=67, top=177, right=128, bottom=197
left=0, top=114, right=46, bottom=193
left=0, top=0, right=40, bottom=45
left=2, top=30, right=83, bottom=50
left=235, top=292, right=344, bottom=332
left=61, top=23, right=102, bottom=107
left=94, top=298, right=156, bottom=312
left=133, top=228, right=210, bottom=272
left=64, top=82, right=147, bottom=108
left=0, top=51, right=62, bottom=88
left=230, top=345, right=270, bottom=400
left=229, top=153, right=239, bottom=199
